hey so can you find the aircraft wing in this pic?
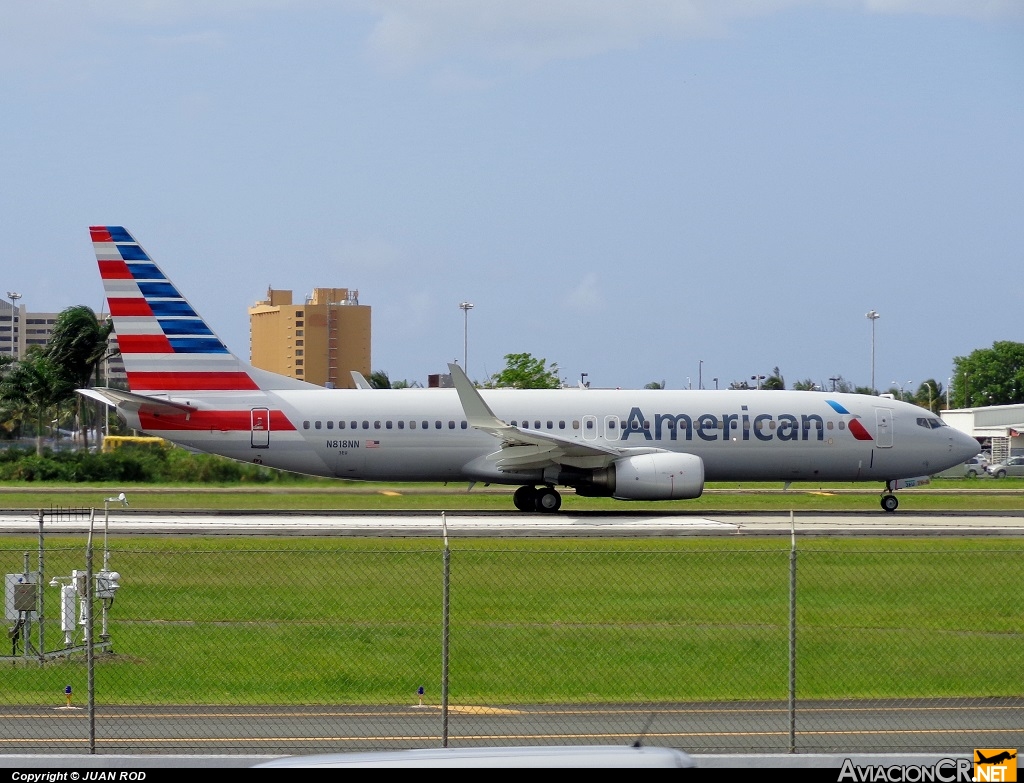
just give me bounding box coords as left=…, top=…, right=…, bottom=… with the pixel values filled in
left=77, top=387, right=197, bottom=417
left=447, top=363, right=644, bottom=471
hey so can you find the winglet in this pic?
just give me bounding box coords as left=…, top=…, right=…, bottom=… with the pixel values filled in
left=350, top=371, right=373, bottom=389
left=447, top=362, right=506, bottom=430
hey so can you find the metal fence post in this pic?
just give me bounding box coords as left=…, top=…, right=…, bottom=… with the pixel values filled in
left=441, top=512, right=450, bottom=747
left=788, top=509, right=797, bottom=753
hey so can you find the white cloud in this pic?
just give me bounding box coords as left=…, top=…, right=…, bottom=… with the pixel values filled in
left=360, top=0, right=1022, bottom=72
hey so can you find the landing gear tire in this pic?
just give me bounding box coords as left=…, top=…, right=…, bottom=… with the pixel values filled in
left=535, top=487, right=562, bottom=513
left=513, top=485, right=538, bottom=512
left=881, top=494, right=899, bottom=513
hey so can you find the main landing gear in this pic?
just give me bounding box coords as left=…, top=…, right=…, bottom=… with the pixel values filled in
left=513, top=485, right=562, bottom=513
left=880, top=481, right=899, bottom=513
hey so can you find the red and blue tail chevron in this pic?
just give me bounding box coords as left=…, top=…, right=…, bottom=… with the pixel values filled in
left=91, top=226, right=259, bottom=392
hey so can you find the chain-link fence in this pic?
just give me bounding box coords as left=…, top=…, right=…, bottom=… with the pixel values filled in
left=2, top=528, right=1021, bottom=756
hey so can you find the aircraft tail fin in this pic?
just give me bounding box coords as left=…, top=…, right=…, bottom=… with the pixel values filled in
left=91, top=226, right=312, bottom=394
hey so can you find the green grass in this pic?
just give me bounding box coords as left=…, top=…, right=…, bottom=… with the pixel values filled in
left=0, top=535, right=1020, bottom=706
left=0, top=476, right=1022, bottom=512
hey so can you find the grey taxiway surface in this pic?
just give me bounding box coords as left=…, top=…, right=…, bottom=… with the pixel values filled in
left=1, top=508, right=1024, bottom=537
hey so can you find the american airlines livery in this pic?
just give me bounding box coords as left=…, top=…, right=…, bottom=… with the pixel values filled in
left=79, top=226, right=979, bottom=514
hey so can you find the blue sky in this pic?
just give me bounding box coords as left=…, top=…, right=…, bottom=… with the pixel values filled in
left=2, top=1, right=1022, bottom=393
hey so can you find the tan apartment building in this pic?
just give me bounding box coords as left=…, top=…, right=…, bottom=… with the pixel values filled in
left=249, top=287, right=371, bottom=388
left=1, top=301, right=125, bottom=386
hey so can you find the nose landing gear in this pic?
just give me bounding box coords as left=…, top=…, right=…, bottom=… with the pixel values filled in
left=880, top=480, right=899, bottom=513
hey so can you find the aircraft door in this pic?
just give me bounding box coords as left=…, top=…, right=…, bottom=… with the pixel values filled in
left=875, top=408, right=893, bottom=448
left=251, top=407, right=270, bottom=449
left=582, top=415, right=598, bottom=441
left=604, top=415, right=621, bottom=442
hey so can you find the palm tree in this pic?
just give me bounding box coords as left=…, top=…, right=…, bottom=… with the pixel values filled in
left=0, top=350, right=73, bottom=455
left=45, top=305, right=114, bottom=450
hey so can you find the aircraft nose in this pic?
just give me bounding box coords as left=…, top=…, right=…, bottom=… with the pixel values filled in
left=952, top=429, right=980, bottom=462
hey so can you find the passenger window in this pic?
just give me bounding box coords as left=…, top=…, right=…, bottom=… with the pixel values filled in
left=435, top=421, right=442, bottom=429
left=362, top=421, right=369, bottom=429
left=397, top=421, right=405, bottom=429
left=327, top=421, right=334, bottom=430
left=314, top=421, right=322, bottom=430
left=410, top=421, right=417, bottom=429
left=302, top=421, right=310, bottom=430
left=546, top=421, right=553, bottom=429
left=339, top=421, right=346, bottom=430
left=374, top=421, right=381, bottom=429
left=386, top=421, right=393, bottom=429
left=448, top=421, right=455, bottom=429
left=461, top=421, right=467, bottom=429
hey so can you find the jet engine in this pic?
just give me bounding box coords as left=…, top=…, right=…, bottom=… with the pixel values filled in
left=610, top=452, right=705, bottom=500
left=554, top=452, right=704, bottom=500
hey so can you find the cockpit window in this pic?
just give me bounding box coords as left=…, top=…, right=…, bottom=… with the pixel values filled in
left=916, top=417, right=945, bottom=429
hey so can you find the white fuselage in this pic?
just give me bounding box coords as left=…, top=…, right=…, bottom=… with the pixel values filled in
left=121, top=387, right=978, bottom=486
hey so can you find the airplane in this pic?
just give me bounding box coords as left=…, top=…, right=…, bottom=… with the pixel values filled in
left=79, top=226, right=980, bottom=514
left=976, top=751, right=1016, bottom=765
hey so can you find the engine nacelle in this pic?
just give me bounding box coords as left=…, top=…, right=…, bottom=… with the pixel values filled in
left=611, top=452, right=704, bottom=500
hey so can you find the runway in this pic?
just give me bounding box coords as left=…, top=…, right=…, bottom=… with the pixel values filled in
left=1, top=509, right=1023, bottom=536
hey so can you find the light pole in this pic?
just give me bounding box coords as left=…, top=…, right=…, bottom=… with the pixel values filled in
left=891, top=380, right=912, bottom=401
left=925, top=381, right=936, bottom=412
left=866, top=310, right=880, bottom=393
left=100, top=493, right=127, bottom=642
left=713, top=378, right=718, bottom=390
left=6, top=291, right=21, bottom=358
left=459, top=302, right=474, bottom=376
left=751, top=374, right=765, bottom=390
left=102, top=493, right=129, bottom=572
left=698, top=360, right=703, bottom=390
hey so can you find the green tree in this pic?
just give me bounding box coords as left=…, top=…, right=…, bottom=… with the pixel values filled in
left=45, top=305, right=114, bottom=449
left=913, top=379, right=944, bottom=412
left=485, top=353, right=561, bottom=389
left=791, top=378, right=819, bottom=391
left=762, top=366, right=785, bottom=391
left=951, top=342, right=1024, bottom=408
left=0, top=350, right=74, bottom=455
left=644, top=380, right=665, bottom=389
left=367, top=370, right=392, bottom=389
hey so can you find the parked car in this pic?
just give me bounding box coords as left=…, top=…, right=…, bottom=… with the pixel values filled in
left=934, top=456, right=988, bottom=478
left=987, top=456, right=1024, bottom=478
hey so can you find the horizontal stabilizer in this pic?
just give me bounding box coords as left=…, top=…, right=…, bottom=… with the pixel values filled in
left=77, top=387, right=197, bottom=417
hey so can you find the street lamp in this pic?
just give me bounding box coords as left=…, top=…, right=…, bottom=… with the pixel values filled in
left=458, top=302, right=474, bottom=375
left=102, top=493, right=129, bottom=571
left=891, top=380, right=912, bottom=401
left=924, top=381, right=936, bottom=412
left=866, top=310, right=880, bottom=393
left=6, top=291, right=21, bottom=358
left=751, top=374, right=766, bottom=390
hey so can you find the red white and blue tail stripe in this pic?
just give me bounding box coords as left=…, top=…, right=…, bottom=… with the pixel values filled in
left=91, top=226, right=306, bottom=393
